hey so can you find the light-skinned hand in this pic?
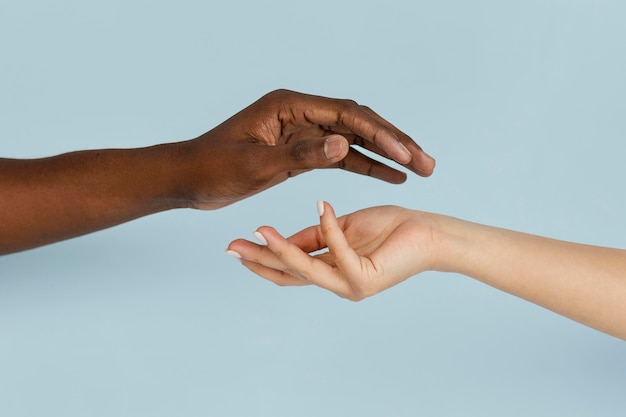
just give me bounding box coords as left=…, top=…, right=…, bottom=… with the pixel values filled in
left=227, top=201, right=440, bottom=300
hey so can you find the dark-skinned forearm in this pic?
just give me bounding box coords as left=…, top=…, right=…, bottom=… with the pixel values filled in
left=0, top=142, right=192, bottom=255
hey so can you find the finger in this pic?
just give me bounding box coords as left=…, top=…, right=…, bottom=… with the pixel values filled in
left=305, top=101, right=413, bottom=165
left=256, top=225, right=354, bottom=297
left=297, top=93, right=435, bottom=174
left=347, top=134, right=436, bottom=179
left=286, top=209, right=353, bottom=253
left=228, top=236, right=311, bottom=286
left=227, top=238, right=292, bottom=272
left=272, top=89, right=436, bottom=173
left=317, top=201, right=362, bottom=280
left=267, top=134, right=350, bottom=176
left=286, top=224, right=327, bottom=253
left=269, top=93, right=435, bottom=179
left=240, top=259, right=312, bottom=287
left=280, top=130, right=408, bottom=183
left=334, top=147, right=407, bottom=184
left=273, top=90, right=413, bottom=165
left=359, top=106, right=436, bottom=177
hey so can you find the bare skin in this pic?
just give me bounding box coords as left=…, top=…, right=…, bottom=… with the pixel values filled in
left=228, top=201, right=626, bottom=340
left=0, top=90, right=435, bottom=255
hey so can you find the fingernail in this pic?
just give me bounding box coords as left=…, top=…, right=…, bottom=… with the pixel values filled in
left=324, top=136, right=345, bottom=159
left=389, top=133, right=411, bottom=162
left=396, top=141, right=412, bottom=163
left=225, top=249, right=242, bottom=259
left=317, top=200, right=325, bottom=217
left=421, top=149, right=435, bottom=162
left=253, top=231, right=268, bottom=245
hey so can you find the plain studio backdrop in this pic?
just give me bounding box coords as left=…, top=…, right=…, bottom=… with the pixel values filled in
left=1, top=1, right=625, bottom=416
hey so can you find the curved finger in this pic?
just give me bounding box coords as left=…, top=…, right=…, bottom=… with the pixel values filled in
left=321, top=104, right=413, bottom=165
left=255, top=225, right=354, bottom=297
left=307, top=102, right=433, bottom=178
left=286, top=224, right=327, bottom=253
left=240, top=259, right=311, bottom=287
left=277, top=91, right=414, bottom=166
left=285, top=208, right=351, bottom=253
left=227, top=237, right=293, bottom=272
left=285, top=130, right=409, bottom=184
left=360, top=106, right=436, bottom=177
left=317, top=201, right=363, bottom=282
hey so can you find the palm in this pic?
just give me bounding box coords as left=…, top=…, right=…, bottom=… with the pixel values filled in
left=228, top=203, right=438, bottom=300
left=309, top=206, right=436, bottom=293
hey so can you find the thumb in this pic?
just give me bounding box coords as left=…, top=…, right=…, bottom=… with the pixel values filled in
left=317, top=201, right=361, bottom=278
left=277, top=134, right=349, bottom=172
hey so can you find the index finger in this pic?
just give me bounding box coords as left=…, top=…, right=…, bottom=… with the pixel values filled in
left=360, top=106, right=436, bottom=177
left=286, top=224, right=326, bottom=253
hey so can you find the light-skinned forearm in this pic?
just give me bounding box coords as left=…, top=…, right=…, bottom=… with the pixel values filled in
left=434, top=214, right=626, bottom=339
left=0, top=143, right=192, bottom=255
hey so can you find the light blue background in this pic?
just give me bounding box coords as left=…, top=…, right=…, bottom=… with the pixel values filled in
left=1, top=1, right=625, bottom=416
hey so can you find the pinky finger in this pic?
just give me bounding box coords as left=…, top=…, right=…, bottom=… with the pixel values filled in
left=241, top=260, right=311, bottom=287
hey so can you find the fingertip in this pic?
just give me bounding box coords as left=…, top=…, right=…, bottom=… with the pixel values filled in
left=325, top=201, right=338, bottom=218
left=318, top=202, right=339, bottom=234
left=225, top=249, right=242, bottom=260
left=425, top=154, right=436, bottom=176
left=255, top=226, right=287, bottom=245
left=393, top=172, right=408, bottom=184
left=226, top=238, right=249, bottom=252
left=317, top=200, right=325, bottom=217
left=253, top=230, right=268, bottom=245
left=316, top=202, right=358, bottom=274
left=381, top=170, right=407, bottom=184
left=226, top=238, right=259, bottom=262
left=317, top=200, right=339, bottom=221
left=414, top=150, right=436, bottom=177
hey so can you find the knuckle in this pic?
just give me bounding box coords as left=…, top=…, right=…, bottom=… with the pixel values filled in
left=331, top=251, right=349, bottom=267
left=320, top=222, right=334, bottom=236
left=336, top=98, right=357, bottom=112
left=266, top=88, right=292, bottom=101
left=271, top=244, right=285, bottom=258
left=272, top=271, right=292, bottom=287
left=337, top=106, right=359, bottom=128
left=340, top=98, right=359, bottom=107
left=295, top=266, right=313, bottom=282
left=258, top=89, right=294, bottom=114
